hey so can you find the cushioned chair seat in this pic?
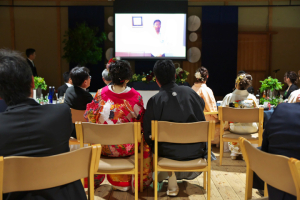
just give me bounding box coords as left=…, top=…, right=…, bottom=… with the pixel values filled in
left=98, top=155, right=135, bottom=171
left=158, top=157, right=207, bottom=168
left=223, top=131, right=258, bottom=140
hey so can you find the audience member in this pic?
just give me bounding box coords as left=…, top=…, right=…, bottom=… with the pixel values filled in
left=143, top=60, right=212, bottom=196
left=102, top=69, right=112, bottom=85
left=288, top=89, right=300, bottom=103
left=25, top=48, right=38, bottom=77
left=192, top=66, right=220, bottom=146
left=57, top=71, right=72, bottom=98
left=221, top=73, right=258, bottom=160
left=0, top=49, right=86, bottom=200
left=64, top=66, right=93, bottom=110
left=84, top=60, right=152, bottom=192
left=238, top=70, right=254, bottom=94
left=253, top=103, right=300, bottom=200
left=283, top=71, right=298, bottom=100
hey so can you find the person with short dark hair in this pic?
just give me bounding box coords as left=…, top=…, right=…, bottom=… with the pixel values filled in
left=150, top=19, right=165, bottom=57
left=57, top=71, right=72, bottom=98
left=0, top=49, right=86, bottom=200
left=64, top=66, right=93, bottom=111
left=102, top=69, right=112, bottom=85
left=143, top=60, right=209, bottom=196
left=283, top=71, right=298, bottom=100
left=25, top=48, right=38, bottom=76
left=84, top=60, right=152, bottom=191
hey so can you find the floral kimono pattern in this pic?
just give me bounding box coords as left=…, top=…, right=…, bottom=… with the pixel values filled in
left=84, top=86, right=152, bottom=190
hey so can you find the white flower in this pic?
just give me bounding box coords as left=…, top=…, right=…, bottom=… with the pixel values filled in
left=195, top=72, right=202, bottom=79
left=176, top=67, right=183, bottom=74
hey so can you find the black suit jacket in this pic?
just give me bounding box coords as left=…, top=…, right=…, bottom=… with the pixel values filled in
left=143, top=82, right=206, bottom=161
left=64, top=86, right=93, bottom=110
left=260, top=103, right=300, bottom=200
left=57, top=83, right=69, bottom=98
left=0, top=99, right=86, bottom=200
left=27, top=58, right=38, bottom=77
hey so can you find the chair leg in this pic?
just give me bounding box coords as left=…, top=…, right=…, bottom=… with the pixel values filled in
left=135, top=171, right=138, bottom=200
left=88, top=176, right=94, bottom=200
left=220, top=141, right=224, bottom=166
left=207, top=170, right=211, bottom=200
left=203, top=171, right=207, bottom=190
left=154, top=168, right=158, bottom=200
left=140, top=141, right=144, bottom=192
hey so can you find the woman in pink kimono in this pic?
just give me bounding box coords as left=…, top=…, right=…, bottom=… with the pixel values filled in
left=84, top=60, right=152, bottom=192
left=192, top=67, right=220, bottom=146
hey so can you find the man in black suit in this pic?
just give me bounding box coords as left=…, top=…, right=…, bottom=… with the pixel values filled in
left=26, top=48, right=38, bottom=77
left=57, top=71, right=72, bottom=98
left=0, top=49, right=87, bottom=200
left=143, top=60, right=209, bottom=196
left=64, top=66, right=93, bottom=110
left=253, top=103, right=300, bottom=200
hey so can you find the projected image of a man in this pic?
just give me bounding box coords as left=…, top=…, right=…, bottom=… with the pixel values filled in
left=151, top=19, right=165, bottom=57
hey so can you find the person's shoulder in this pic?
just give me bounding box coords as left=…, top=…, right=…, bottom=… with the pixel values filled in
left=44, top=103, right=70, bottom=112
left=65, top=86, right=74, bottom=93
left=129, top=88, right=142, bottom=96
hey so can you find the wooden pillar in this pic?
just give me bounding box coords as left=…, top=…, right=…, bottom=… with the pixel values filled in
left=9, top=0, right=15, bottom=50
left=56, top=1, right=62, bottom=85
left=268, top=0, right=273, bottom=76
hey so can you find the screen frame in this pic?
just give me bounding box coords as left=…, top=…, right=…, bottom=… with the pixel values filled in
left=113, top=0, right=188, bottom=61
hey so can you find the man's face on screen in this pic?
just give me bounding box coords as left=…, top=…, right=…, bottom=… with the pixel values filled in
left=153, top=21, right=161, bottom=33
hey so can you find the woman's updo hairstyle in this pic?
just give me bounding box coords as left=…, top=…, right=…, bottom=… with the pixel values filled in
left=284, top=71, right=298, bottom=84
left=195, top=66, right=209, bottom=83
left=109, top=60, right=132, bottom=85
left=235, top=73, right=252, bottom=90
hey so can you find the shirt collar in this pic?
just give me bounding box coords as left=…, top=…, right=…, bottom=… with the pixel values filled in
left=5, top=98, right=40, bottom=111
left=66, top=83, right=72, bottom=87
left=232, top=89, right=249, bottom=95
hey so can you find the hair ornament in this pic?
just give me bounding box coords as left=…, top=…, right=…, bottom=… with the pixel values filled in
left=236, top=74, right=246, bottom=85
left=195, top=72, right=204, bottom=81
left=119, top=78, right=125, bottom=83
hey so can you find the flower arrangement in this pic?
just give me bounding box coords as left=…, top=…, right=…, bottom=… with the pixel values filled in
left=130, top=71, right=156, bottom=83
left=175, top=67, right=189, bottom=83
left=130, top=68, right=190, bottom=84
left=34, top=76, right=47, bottom=90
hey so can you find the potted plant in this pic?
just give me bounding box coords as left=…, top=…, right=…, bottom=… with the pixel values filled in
left=62, top=22, right=107, bottom=66
left=259, top=76, right=284, bottom=105
left=34, top=76, right=47, bottom=98
left=175, top=67, right=189, bottom=84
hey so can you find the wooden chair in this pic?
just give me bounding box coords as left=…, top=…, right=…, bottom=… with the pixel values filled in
left=204, top=111, right=218, bottom=115
left=288, top=158, right=300, bottom=200
left=239, top=137, right=297, bottom=200
left=152, top=120, right=215, bottom=200
left=0, top=145, right=101, bottom=200
left=76, top=121, right=142, bottom=200
left=218, top=106, right=264, bottom=165
left=69, top=108, right=86, bottom=145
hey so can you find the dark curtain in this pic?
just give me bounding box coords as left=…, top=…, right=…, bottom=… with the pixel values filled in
left=202, top=6, right=238, bottom=96
left=68, top=6, right=105, bottom=92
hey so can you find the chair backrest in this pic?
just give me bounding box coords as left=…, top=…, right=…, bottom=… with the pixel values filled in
left=155, top=121, right=212, bottom=143
left=70, top=108, right=86, bottom=123
left=219, top=107, right=263, bottom=123
left=78, top=122, right=139, bottom=145
left=239, top=138, right=296, bottom=196
left=289, top=158, right=300, bottom=199
left=0, top=145, right=101, bottom=194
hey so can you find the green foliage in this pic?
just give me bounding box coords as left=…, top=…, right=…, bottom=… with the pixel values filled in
left=62, top=23, right=107, bottom=65
left=34, top=77, right=47, bottom=90
left=259, top=76, right=284, bottom=93
left=260, top=97, right=280, bottom=106
left=130, top=71, right=155, bottom=83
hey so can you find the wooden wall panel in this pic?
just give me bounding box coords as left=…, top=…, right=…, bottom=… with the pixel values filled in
left=183, top=32, right=202, bottom=86
left=237, top=33, right=271, bottom=92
